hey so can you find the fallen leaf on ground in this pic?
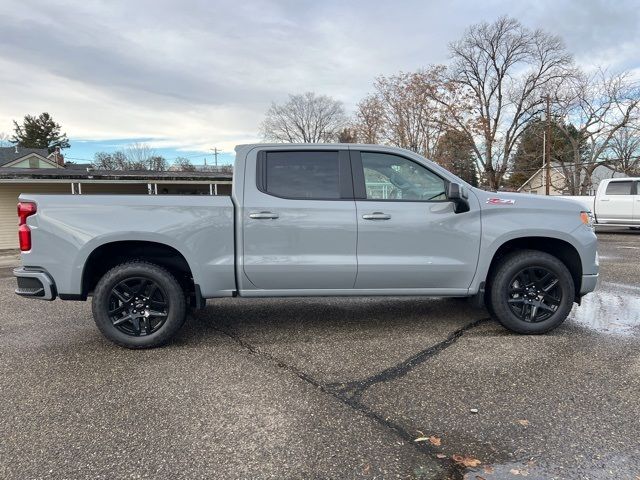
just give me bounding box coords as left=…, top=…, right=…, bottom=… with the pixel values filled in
left=483, top=465, right=495, bottom=474
left=452, top=454, right=482, bottom=468
left=429, top=435, right=442, bottom=446
left=517, top=419, right=530, bottom=426
left=436, top=453, right=447, bottom=459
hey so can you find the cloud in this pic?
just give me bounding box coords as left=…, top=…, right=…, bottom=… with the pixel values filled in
left=0, top=0, right=638, bottom=155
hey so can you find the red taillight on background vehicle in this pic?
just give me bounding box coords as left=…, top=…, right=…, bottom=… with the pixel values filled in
left=17, top=202, right=37, bottom=251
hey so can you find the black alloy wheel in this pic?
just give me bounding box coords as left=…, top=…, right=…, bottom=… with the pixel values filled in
left=488, top=250, right=575, bottom=334
left=506, top=266, right=562, bottom=323
left=92, top=261, right=187, bottom=348
left=108, top=277, right=169, bottom=336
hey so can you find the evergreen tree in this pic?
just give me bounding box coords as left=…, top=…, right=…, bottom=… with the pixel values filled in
left=508, top=118, right=578, bottom=189
left=12, top=112, right=70, bottom=153
left=434, top=129, right=478, bottom=187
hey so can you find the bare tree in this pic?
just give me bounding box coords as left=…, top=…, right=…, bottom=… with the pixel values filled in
left=174, top=157, right=197, bottom=172
left=92, top=148, right=166, bottom=171
left=354, top=67, right=472, bottom=157
left=354, top=95, right=385, bottom=144
left=607, top=125, right=640, bottom=176
left=553, top=70, right=640, bottom=194
left=124, top=142, right=154, bottom=169
left=337, top=127, right=357, bottom=143
left=261, top=92, right=347, bottom=143
left=373, top=68, right=449, bottom=157
left=148, top=155, right=168, bottom=171
left=93, top=151, right=129, bottom=170
left=439, top=16, right=573, bottom=189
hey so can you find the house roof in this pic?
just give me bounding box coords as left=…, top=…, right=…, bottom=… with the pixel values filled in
left=0, top=167, right=233, bottom=182
left=0, top=147, right=50, bottom=166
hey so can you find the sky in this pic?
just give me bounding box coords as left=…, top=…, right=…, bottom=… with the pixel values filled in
left=1, top=0, right=639, bottom=167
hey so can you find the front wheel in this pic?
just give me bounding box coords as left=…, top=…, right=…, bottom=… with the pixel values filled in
left=92, top=261, right=187, bottom=348
left=488, top=250, right=575, bottom=334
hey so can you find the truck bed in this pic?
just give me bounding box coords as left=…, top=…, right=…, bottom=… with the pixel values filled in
left=19, top=194, right=236, bottom=298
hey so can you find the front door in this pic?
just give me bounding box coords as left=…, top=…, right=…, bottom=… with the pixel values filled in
left=351, top=150, right=481, bottom=290
left=242, top=149, right=357, bottom=290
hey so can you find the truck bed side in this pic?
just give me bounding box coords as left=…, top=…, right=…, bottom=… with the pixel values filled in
left=19, top=194, right=236, bottom=298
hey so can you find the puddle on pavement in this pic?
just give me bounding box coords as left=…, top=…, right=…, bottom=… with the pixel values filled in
left=569, top=281, right=640, bottom=335
left=462, top=454, right=638, bottom=479
left=463, top=461, right=551, bottom=480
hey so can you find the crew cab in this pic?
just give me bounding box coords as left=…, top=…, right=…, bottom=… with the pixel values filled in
left=565, top=177, right=640, bottom=228
left=14, top=144, right=599, bottom=348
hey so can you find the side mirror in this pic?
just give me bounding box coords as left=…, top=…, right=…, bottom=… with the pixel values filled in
left=446, top=182, right=470, bottom=214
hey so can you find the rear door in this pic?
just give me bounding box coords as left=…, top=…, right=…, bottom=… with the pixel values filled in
left=597, top=180, right=635, bottom=223
left=242, top=149, right=357, bottom=290
left=351, top=149, right=481, bottom=290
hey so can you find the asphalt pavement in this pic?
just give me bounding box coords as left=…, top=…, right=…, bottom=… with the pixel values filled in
left=0, top=232, right=639, bottom=479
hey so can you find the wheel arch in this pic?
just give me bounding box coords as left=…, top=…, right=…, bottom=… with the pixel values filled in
left=484, top=237, right=583, bottom=301
left=81, top=240, right=196, bottom=299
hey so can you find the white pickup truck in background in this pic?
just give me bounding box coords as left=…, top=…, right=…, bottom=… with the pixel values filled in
left=565, top=177, right=640, bottom=229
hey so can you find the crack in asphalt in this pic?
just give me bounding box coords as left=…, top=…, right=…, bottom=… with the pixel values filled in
left=325, top=317, right=489, bottom=401
left=211, top=316, right=489, bottom=478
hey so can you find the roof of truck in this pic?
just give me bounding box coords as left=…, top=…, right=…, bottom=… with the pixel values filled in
left=234, top=143, right=412, bottom=150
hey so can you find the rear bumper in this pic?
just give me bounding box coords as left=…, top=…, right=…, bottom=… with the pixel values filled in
left=14, top=267, right=56, bottom=300
left=580, top=273, right=599, bottom=296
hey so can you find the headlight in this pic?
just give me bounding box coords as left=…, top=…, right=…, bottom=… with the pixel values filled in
left=580, top=211, right=595, bottom=230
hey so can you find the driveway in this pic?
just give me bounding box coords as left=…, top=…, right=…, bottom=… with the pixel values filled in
left=1, top=232, right=639, bottom=479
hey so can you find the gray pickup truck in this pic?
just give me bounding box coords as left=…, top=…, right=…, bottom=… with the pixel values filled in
left=14, top=144, right=599, bottom=348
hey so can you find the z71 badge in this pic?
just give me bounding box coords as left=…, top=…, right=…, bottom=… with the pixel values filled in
left=486, top=198, right=516, bottom=205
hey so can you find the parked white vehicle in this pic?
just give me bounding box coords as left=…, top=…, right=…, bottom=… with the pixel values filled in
left=565, top=178, right=640, bottom=228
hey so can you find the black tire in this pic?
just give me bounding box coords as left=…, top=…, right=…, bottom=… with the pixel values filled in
left=488, top=250, right=575, bottom=334
left=92, top=261, right=186, bottom=348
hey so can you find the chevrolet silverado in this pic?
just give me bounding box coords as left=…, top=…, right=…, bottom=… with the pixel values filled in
left=14, top=144, right=599, bottom=348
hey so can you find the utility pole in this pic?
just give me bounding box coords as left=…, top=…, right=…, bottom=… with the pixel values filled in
left=211, top=147, right=220, bottom=168
left=544, top=95, right=552, bottom=196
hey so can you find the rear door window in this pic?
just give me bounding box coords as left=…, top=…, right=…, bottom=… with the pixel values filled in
left=605, top=181, right=633, bottom=195
left=261, top=151, right=342, bottom=199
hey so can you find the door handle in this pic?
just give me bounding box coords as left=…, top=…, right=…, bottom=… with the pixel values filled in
left=362, top=212, right=391, bottom=220
left=249, top=211, right=279, bottom=220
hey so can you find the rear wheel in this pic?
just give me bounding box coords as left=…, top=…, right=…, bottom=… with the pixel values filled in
left=488, top=250, right=575, bottom=334
left=92, top=261, right=186, bottom=348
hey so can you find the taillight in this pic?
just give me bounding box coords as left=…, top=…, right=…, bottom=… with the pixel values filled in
left=17, top=202, right=37, bottom=251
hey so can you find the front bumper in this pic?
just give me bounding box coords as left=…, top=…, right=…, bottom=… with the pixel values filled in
left=14, top=267, right=56, bottom=300
left=580, top=273, right=599, bottom=296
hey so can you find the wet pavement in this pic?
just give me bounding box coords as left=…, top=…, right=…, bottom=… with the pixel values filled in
left=0, top=231, right=639, bottom=479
